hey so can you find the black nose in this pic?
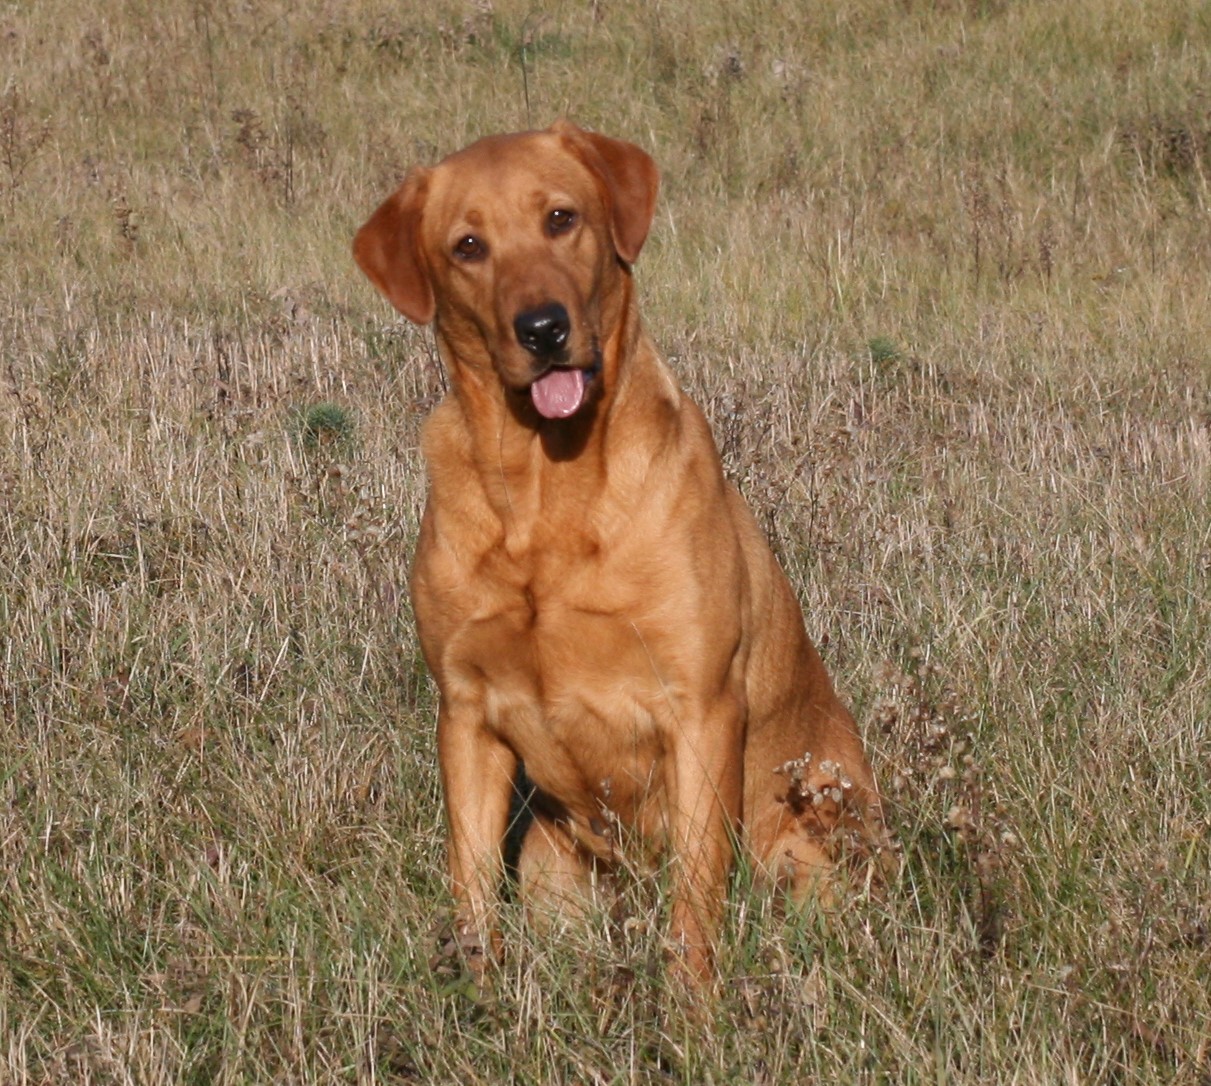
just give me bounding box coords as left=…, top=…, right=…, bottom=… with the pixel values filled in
left=514, top=302, right=570, bottom=357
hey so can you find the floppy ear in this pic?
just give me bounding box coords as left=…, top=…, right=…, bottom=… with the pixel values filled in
left=552, top=121, right=660, bottom=264
left=352, top=167, right=435, bottom=324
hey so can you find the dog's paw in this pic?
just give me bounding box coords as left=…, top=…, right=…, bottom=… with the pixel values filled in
left=429, top=913, right=497, bottom=1000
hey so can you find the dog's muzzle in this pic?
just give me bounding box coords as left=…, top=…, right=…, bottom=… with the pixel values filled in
left=514, top=302, right=600, bottom=420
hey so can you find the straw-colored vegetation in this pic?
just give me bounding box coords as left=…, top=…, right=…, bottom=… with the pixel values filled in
left=2, top=0, right=1208, bottom=1081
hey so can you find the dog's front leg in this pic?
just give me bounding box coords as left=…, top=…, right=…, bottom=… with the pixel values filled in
left=665, top=698, right=745, bottom=984
left=437, top=697, right=517, bottom=975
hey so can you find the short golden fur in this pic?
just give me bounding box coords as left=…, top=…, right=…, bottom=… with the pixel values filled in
left=353, top=121, right=888, bottom=982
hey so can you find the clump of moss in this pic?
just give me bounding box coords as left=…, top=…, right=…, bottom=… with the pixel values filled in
left=295, top=402, right=355, bottom=452
left=867, top=336, right=901, bottom=367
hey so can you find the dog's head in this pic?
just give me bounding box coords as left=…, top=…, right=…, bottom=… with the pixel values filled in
left=353, top=121, right=659, bottom=421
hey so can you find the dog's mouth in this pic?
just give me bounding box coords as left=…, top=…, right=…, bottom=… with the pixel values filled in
left=528, top=356, right=602, bottom=420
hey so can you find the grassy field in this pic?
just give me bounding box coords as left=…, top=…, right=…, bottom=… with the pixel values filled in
left=2, top=0, right=1209, bottom=1081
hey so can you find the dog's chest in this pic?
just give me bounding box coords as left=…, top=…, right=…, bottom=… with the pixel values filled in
left=457, top=567, right=666, bottom=721
left=427, top=535, right=675, bottom=791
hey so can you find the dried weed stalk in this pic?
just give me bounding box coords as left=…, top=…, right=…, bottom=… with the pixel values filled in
left=876, top=647, right=1018, bottom=958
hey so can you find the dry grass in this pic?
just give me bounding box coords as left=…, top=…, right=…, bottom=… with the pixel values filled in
left=2, top=0, right=1209, bottom=1082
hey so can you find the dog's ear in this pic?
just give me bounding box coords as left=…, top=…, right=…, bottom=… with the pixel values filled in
left=352, top=167, right=435, bottom=324
left=553, top=121, right=660, bottom=265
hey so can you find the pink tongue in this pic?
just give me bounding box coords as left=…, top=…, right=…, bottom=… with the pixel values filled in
left=530, top=368, right=587, bottom=419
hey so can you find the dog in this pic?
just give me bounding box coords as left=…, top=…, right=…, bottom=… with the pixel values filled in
left=353, top=121, right=889, bottom=983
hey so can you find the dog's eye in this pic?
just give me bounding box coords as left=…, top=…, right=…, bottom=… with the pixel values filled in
left=547, top=209, right=577, bottom=236
left=453, top=235, right=485, bottom=260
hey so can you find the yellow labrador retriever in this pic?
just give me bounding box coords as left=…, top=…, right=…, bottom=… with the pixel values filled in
left=354, top=121, right=888, bottom=982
